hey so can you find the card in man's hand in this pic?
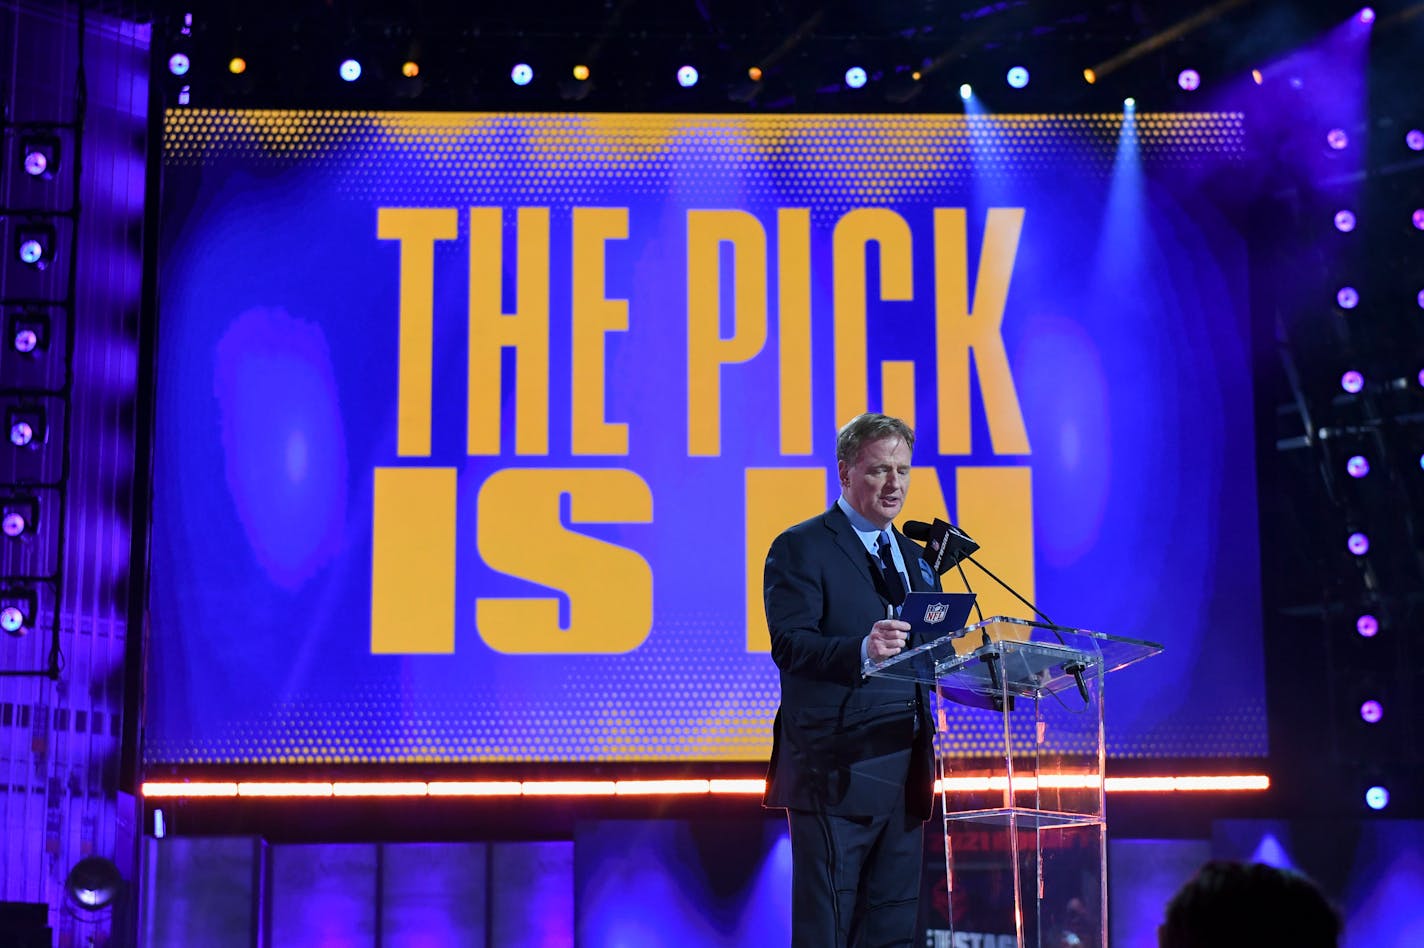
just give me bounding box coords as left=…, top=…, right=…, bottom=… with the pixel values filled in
left=900, top=591, right=977, bottom=637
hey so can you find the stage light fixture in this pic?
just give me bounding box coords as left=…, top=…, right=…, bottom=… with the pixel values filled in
left=1417, top=367, right=1424, bottom=387
left=0, top=588, right=36, bottom=637
left=1083, top=68, right=1096, bottom=84
left=1347, top=532, right=1369, bottom=555
left=7, top=314, right=48, bottom=355
left=1407, top=129, right=1424, bottom=151
left=401, top=61, right=419, bottom=78
left=511, top=63, right=533, bottom=86
left=1006, top=66, right=1029, bottom=89
left=1327, top=128, right=1348, bottom=150
left=339, top=59, right=361, bottom=82
left=65, top=856, right=123, bottom=912
left=677, top=65, right=698, bottom=88
left=0, top=585, right=36, bottom=635
left=1333, top=210, right=1356, bottom=232
left=1124, top=97, right=1136, bottom=110
left=1412, top=209, right=1424, bottom=231
left=1365, top=785, right=1388, bottom=810
left=19, top=135, right=60, bottom=179
left=168, top=52, right=190, bottom=76
left=1, top=496, right=38, bottom=539
left=228, top=56, right=246, bottom=75
left=1346, top=455, right=1369, bottom=478
left=572, top=64, right=590, bottom=81
left=1, top=606, right=26, bottom=635
left=1358, top=6, right=1375, bottom=23
left=1356, top=614, right=1378, bottom=637
left=1341, top=370, right=1364, bottom=393
left=1359, top=699, right=1383, bottom=723
left=845, top=67, right=867, bottom=89
left=178, top=85, right=190, bottom=106
left=6, top=406, right=46, bottom=449
left=15, top=225, right=55, bottom=269
left=748, top=66, right=762, bottom=82
left=1251, top=69, right=1263, bottom=85
left=1418, top=289, right=1424, bottom=310
left=1337, top=286, right=1359, bottom=309
left=1177, top=69, right=1200, bottom=91
left=959, top=84, right=972, bottom=100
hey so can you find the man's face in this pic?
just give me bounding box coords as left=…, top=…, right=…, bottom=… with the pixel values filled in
left=839, top=435, right=912, bottom=530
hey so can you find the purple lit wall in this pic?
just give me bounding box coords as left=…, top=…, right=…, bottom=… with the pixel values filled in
left=143, top=837, right=574, bottom=947
left=1212, top=819, right=1424, bottom=948
left=0, top=1, right=150, bottom=943
left=574, top=819, right=790, bottom=945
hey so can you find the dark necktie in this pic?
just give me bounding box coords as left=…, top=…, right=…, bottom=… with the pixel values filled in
left=876, top=532, right=907, bottom=608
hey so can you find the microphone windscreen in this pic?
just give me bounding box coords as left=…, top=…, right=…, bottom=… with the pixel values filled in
left=902, top=520, right=933, bottom=541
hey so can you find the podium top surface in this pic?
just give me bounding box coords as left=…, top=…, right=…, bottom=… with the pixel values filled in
left=864, top=616, right=1162, bottom=695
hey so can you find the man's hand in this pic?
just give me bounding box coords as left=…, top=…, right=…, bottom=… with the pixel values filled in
left=865, top=619, right=911, bottom=662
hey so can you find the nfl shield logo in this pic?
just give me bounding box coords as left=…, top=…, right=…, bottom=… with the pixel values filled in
left=923, top=602, right=951, bottom=625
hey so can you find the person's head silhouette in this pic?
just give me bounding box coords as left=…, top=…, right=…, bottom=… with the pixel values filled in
left=1159, top=860, right=1341, bottom=948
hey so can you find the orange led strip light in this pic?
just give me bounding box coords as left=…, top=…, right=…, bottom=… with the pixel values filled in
left=141, top=774, right=1267, bottom=800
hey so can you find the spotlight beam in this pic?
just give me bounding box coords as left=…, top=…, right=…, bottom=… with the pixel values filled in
left=1086, top=0, right=1252, bottom=82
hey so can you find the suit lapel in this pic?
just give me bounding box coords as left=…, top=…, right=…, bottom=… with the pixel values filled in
left=822, top=505, right=882, bottom=598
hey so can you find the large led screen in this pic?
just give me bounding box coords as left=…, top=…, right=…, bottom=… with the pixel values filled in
left=145, top=110, right=1265, bottom=766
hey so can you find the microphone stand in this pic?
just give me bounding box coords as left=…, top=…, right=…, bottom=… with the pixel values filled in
left=903, top=518, right=1092, bottom=708
left=952, top=561, right=1010, bottom=712
left=959, top=553, right=1092, bottom=705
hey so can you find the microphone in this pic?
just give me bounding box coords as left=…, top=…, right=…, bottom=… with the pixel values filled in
left=902, top=519, right=980, bottom=575
left=902, top=518, right=1092, bottom=707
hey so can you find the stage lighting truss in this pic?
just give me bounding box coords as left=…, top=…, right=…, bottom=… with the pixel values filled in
left=1, top=494, right=39, bottom=540
left=0, top=586, right=38, bottom=637
left=5, top=404, right=47, bottom=449
left=18, top=134, right=61, bottom=180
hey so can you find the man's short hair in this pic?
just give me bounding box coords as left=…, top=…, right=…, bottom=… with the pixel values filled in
left=1160, top=860, right=1341, bottom=948
left=836, top=413, right=915, bottom=466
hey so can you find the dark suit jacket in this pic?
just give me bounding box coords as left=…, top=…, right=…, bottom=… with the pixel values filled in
left=763, top=504, right=941, bottom=821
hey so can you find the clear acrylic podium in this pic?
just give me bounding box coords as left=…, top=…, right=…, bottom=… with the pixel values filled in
left=867, top=616, right=1162, bottom=947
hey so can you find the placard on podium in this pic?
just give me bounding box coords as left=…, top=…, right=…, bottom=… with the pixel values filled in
left=867, top=616, right=1162, bottom=948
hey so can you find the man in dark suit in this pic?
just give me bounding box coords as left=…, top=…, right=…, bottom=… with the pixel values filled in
left=763, top=412, right=940, bottom=947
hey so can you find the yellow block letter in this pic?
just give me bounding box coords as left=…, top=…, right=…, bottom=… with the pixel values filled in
left=744, top=467, right=826, bottom=651
left=934, top=208, right=1031, bottom=456
left=476, top=468, right=653, bottom=653
left=687, top=210, right=768, bottom=456
left=832, top=208, right=914, bottom=428
left=468, top=207, right=551, bottom=456
left=954, top=465, right=1035, bottom=624
left=572, top=207, right=630, bottom=455
left=377, top=207, right=459, bottom=458
left=371, top=467, right=457, bottom=653
left=777, top=209, right=814, bottom=455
